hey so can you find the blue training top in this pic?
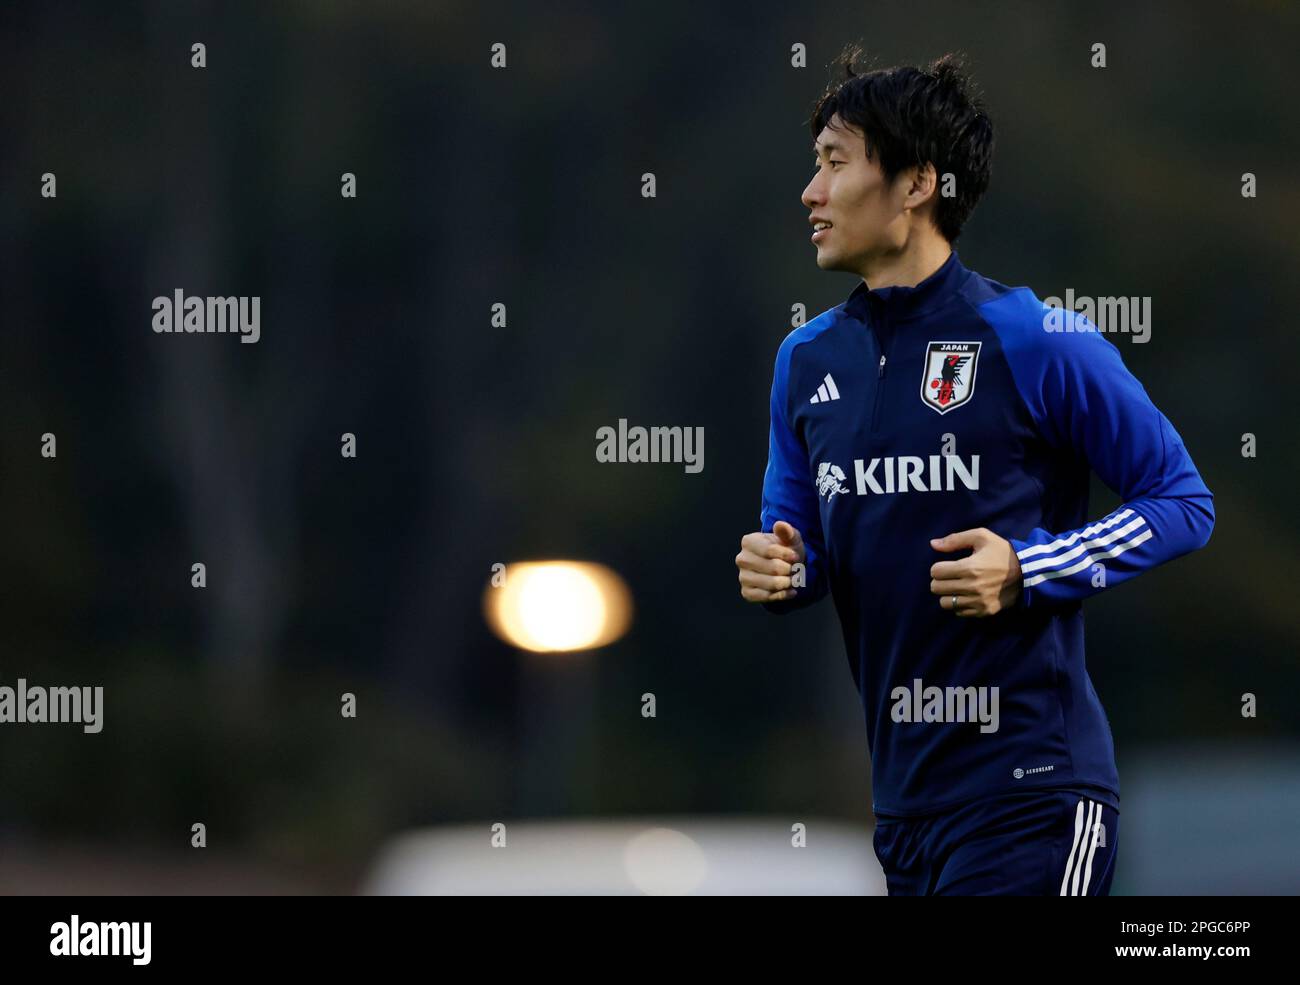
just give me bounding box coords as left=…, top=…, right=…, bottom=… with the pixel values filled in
left=759, top=251, right=1214, bottom=817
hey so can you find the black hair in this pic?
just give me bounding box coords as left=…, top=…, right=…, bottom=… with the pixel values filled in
left=808, top=48, right=994, bottom=242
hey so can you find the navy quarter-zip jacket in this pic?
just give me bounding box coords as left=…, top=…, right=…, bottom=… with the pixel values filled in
left=758, top=251, right=1214, bottom=817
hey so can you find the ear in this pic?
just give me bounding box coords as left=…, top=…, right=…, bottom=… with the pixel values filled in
left=902, top=162, right=938, bottom=211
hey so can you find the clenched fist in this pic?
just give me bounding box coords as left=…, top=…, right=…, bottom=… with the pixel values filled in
left=736, top=520, right=806, bottom=602
left=929, top=527, right=1023, bottom=617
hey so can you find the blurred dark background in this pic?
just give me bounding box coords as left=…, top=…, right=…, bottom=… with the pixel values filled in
left=1, top=0, right=1297, bottom=893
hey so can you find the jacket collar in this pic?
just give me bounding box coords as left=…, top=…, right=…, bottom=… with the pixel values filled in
left=843, top=250, right=967, bottom=324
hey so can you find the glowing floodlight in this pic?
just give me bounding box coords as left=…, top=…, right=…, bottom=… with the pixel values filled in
left=485, top=561, right=633, bottom=653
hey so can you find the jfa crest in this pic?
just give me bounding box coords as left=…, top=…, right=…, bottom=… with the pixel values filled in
left=920, top=341, right=981, bottom=414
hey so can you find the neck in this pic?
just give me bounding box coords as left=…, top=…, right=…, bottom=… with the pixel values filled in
left=858, top=232, right=952, bottom=291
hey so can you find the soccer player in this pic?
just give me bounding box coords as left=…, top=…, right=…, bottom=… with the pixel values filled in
left=735, top=51, right=1215, bottom=895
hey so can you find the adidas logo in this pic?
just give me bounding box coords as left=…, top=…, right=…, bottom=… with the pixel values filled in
left=810, top=373, right=841, bottom=404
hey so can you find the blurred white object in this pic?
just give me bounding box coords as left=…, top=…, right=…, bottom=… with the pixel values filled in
left=363, top=817, right=884, bottom=895
left=484, top=561, right=633, bottom=653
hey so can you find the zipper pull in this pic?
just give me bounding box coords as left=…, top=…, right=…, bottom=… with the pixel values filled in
left=878, top=353, right=887, bottom=377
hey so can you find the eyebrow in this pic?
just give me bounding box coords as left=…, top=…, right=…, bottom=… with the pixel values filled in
left=813, top=140, right=849, bottom=156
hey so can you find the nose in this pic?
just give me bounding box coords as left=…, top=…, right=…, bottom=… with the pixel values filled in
left=801, top=172, right=824, bottom=211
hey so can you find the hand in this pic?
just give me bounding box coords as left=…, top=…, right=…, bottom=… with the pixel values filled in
left=929, top=527, right=1023, bottom=617
left=737, top=521, right=806, bottom=602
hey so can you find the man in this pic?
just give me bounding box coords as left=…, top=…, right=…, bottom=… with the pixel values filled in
left=735, top=51, right=1215, bottom=895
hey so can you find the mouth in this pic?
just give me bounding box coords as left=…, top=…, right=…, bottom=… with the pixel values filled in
left=811, top=221, right=832, bottom=243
